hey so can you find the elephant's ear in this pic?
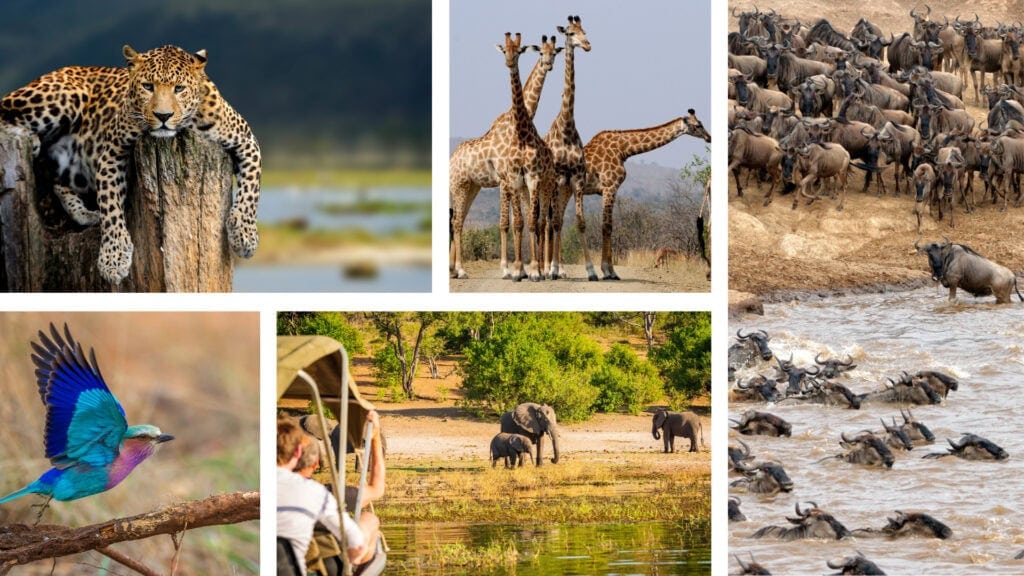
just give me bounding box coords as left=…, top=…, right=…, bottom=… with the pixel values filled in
left=512, top=404, right=543, bottom=434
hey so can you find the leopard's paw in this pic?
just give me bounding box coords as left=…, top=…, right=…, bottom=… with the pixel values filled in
left=227, top=206, right=258, bottom=258
left=98, top=234, right=134, bottom=285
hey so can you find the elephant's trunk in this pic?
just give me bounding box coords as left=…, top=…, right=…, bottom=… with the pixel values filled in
left=653, top=420, right=662, bottom=440
left=549, top=427, right=561, bottom=464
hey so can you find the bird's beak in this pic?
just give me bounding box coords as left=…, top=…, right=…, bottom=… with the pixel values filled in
left=156, top=434, right=175, bottom=444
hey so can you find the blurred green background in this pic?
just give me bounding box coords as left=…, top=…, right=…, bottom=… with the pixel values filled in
left=0, top=0, right=431, bottom=173
left=0, top=313, right=258, bottom=574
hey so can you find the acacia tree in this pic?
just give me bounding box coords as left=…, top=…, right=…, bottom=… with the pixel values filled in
left=365, top=312, right=440, bottom=399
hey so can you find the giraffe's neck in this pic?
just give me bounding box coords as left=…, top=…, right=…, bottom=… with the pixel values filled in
left=556, top=43, right=576, bottom=124
left=508, top=58, right=531, bottom=142
left=522, top=58, right=551, bottom=118
left=612, top=118, right=688, bottom=158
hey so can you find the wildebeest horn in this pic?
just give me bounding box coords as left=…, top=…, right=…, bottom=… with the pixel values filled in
left=806, top=365, right=820, bottom=375
left=841, top=431, right=856, bottom=443
left=841, top=355, right=854, bottom=366
left=942, top=235, right=951, bottom=245
left=913, top=236, right=922, bottom=251
left=738, top=439, right=751, bottom=456
left=947, top=437, right=961, bottom=450
left=737, top=328, right=750, bottom=339
left=732, top=6, right=739, bottom=16
left=861, top=126, right=872, bottom=137
left=736, top=378, right=750, bottom=389
left=757, top=329, right=770, bottom=340
left=925, top=4, right=931, bottom=16
left=815, top=352, right=826, bottom=365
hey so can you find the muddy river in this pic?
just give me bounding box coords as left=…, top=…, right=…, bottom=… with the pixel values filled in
left=729, top=288, right=1024, bottom=575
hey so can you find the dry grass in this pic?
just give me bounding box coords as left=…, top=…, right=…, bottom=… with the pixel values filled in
left=375, top=454, right=710, bottom=525
left=0, top=313, right=259, bottom=575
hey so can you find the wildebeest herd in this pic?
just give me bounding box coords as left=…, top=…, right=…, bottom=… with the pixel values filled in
left=727, top=5, right=1024, bottom=230
left=728, top=326, right=1017, bottom=574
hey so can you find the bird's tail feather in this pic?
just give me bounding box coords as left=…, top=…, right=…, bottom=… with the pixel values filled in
left=0, top=484, right=37, bottom=505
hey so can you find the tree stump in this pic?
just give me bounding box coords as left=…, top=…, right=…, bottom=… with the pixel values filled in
left=0, top=126, right=234, bottom=292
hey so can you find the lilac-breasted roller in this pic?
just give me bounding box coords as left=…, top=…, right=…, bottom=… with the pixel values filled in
left=0, top=324, right=174, bottom=508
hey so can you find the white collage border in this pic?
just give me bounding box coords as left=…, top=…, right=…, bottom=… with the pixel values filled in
left=0, top=0, right=731, bottom=573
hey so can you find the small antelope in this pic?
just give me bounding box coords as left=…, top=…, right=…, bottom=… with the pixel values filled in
left=654, top=247, right=681, bottom=268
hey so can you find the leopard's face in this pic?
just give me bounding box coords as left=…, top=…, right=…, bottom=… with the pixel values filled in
left=124, top=45, right=207, bottom=137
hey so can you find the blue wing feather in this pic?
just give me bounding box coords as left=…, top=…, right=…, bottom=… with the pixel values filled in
left=31, top=324, right=127, bottom=469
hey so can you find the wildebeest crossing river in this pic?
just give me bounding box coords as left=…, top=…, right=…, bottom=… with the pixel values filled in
left=729, top=288, right=1024, bottom=575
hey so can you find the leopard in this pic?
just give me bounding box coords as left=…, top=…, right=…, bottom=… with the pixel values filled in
left=0, top=45, right=261, bottom=285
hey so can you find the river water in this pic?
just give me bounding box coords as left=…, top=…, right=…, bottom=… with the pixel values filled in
left=729, top=288, right=1024, bottom=575
left=385, top=519, right=710, bottom=575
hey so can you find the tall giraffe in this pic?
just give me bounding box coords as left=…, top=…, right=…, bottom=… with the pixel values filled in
left=498, top=32, right=556, bottom=281
left=577, top=111, right=711, bottom=280
left=545, top=15, right=591, bottom=280
left=449, top=36, right=562, bottom=279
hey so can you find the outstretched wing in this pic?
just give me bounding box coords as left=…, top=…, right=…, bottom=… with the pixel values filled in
left=30, top=323, right=127, bottom=469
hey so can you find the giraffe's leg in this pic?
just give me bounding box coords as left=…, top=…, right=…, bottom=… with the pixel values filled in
left=450, top=182, right=478, bottom=279
left=500, top=188, right=512, bottom=279
left=508, top=182, right=526, bottom=281
left=600, top=187, right=619, bottom=280
left=522, top=174, right=543, bottom=282
left=571, top=174, right=597, bottom=281
left=546, top=180, right=565, bottom=279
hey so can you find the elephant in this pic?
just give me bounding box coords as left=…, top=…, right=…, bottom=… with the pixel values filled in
left=652, top=409, right=704, bottom=453
left=500, top=402, right=561, bottom=466
left=489, top=433, right=534, bottom=468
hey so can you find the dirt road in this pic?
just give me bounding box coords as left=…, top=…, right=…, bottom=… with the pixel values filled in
left=450, top=260, right=710, bottom=293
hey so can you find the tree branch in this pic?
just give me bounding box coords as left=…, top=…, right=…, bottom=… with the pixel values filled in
left=96, top=546, right=161, bottom=576
left=0, top=491, right=258, bottom=569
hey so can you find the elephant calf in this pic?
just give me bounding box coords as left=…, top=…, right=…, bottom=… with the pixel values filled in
left=490, top=433, right=534, bottom=469
left=653, top=409, right=704, bottom=453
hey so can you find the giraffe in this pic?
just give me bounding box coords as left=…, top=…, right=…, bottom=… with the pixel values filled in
left=496, top=32, right=556, bottom=281
left=449, top=35, right=562, bottom=279
left=573, top=110, right=711, bottom=280
left=544, top=15, right=592, bottom=280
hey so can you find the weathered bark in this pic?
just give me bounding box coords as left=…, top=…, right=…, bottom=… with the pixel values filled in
left=0, top=125, right=234, bottom=291
left=0, top=491, right=258, bottom=572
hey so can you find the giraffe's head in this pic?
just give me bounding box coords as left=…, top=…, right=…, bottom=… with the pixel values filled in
left=685, top=108, right=712, bottom=143
left=538, top=35, right=564, bottom=73
left=496, top=32, right=535, bottom=68
left=557, top=15, right=591, bottom=52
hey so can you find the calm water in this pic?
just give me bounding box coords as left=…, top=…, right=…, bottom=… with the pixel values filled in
left=730, top=288, right=1024, bottom=575
left=233, top=263, right=430, bottom=292
left=259, top=187, right=429, bottom=234
left=385, top=520, right=710, bottom=576
left=235, top=187, right=430, bottom=292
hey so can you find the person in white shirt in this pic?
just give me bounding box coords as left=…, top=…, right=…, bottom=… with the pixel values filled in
left=277, top=418, right=378, bottom=567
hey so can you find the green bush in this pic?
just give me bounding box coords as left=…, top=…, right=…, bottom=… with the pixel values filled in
left=277, top=312, right=365, bottom=355
left=371, top=346, right=407, bottom=401
left=458, top=313, right=599, bottom=422
left=592, top=344, right=664, bottom=414
left=652, top=313, right=711, bottom=400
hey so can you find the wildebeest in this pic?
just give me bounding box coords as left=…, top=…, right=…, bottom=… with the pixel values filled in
left=729, top=497, right=747, bottom=522
left=882, top=408, right=936, bottom=448
left=774, top=354, right=820, bottom=396
left=880, top=511, right=953, bottom=539
left=957, top=18, right=1004, bottom=102
left=733, top=375, right=781, bottom=403
left=878, top=417, right=915, bottom=451
left=988, top=133, right=1024, bottom=209
left=814, top=353, right=857, bottom=379
left=730, top=461, right=794, bottom=494
left=826, top=552, right=886, bottom=575
left=729, top=128, right=784, bottom=204
left=729, top=438, right=755, bottom=473
left=753, top=501, right=851, bottom=540
left=836, top=431, right=896, bottom=468
left=1001, top=27, right=1021, bottom=85
left=913, top=163, right=936, bottom=232
left=924, top=433, right=1008, bottom=460
left=863, top=375, right=942, bottom=405
left=851, top=18, right=890, bottom=60
left=934, top=147, right=967, bottom=227
left=806, top=19, right=856, bottom=52
left=768, top=46, right=834, bottom=92
left=731, top=410, right=792, bottom=437
left=914, top=238, right=1024, bottom=303
left=732, top=74, right=794, bottom=113
left=793, top=142, right=851, bottom=210
left=912, top=370, right=959, bottom=397
left=734, top=553, right=771, bottom=575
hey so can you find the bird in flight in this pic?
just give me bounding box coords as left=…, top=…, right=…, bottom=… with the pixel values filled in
left=0, top=323, right=174, bottom=517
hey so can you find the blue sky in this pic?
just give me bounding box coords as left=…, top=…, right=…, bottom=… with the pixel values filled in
left=450, top=0, right=711, bottom=168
